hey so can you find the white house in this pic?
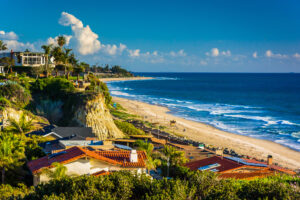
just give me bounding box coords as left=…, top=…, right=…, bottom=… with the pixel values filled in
left=27, top=146, right=147, bottom=186
left=0, top=50, right=54, bottom=67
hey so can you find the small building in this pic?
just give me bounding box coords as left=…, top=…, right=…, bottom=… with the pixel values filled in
left=0, top=50, right=54, bottom=67
left=27, top=146, right=147, bottom=186
left=185, top=155, right=295, bottom=180
left=28, top=126, right=96, bottom=140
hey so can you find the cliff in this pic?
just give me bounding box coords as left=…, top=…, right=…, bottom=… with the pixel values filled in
left=69, top=93, right=124, bottom=140
left=1, top=107, right=49, bottom=129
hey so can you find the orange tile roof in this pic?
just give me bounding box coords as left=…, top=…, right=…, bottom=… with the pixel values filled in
left=242, top=158, right=296, bottom=175
left=92, top=170, right=110, bottom=177
left=219, top=171, right=274, bottom=180
left=27, top=147, right=146, bottom=174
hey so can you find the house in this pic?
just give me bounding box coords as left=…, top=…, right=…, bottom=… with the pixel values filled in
left=27, top=146, right=147, bottom=186
left=28, top=126, right=96, bottom=140
left=185, top=155, right=295, bottom=180
left=0, top=50, right=54, bottom=67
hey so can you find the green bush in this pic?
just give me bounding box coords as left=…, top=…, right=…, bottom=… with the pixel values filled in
left=31, top=77, right=75, bottom=99
left=5, top=171, right=298, bottom=200
left=114, top=120, right=145, bottom=135
left=0, top=81, right=32, bottom=107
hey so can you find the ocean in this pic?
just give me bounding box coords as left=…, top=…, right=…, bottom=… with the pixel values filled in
left=106, top=73, right=300, bottom=151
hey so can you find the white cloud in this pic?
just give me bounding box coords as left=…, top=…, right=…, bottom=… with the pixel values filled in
left=206, top=48, right=231, bottom=57
left=265, top=50, right=288, bottom=59
left=128, top=49, right=140, bottom=57
left=253, top=51, right=257, bottom=58
left=4, top=40, right=36, bottom=51
left=293, top=53, right=300, bottom=58
left=211, top=48, right=219, bottom=57
left=221, top=50, right=231, bottom=56
left=47, top=35, right=72, bottom=46
left=170, top=49, right=186, bottom=57
left=59, top=12, right=101, bottom=55
left=0, top=30, right=36, bottom=52
left=0, top=30, right=18, bottom=40
left=101, top=43, right=127, bottom=55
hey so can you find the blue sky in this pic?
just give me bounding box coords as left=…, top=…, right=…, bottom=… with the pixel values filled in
left=1, top=0, right=300, bottom=72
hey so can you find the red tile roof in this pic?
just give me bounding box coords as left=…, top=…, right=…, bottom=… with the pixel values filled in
left=185, top=156, right=296, bottom=175
left=185, top=156, right=244, bottom=173
left=242, top=158, right=296, bottom=175
left=27, top=147, right=146, bottom=174
left=219, top=171, right=274, bottom=180
left=92, top=170, right=110, bottom=177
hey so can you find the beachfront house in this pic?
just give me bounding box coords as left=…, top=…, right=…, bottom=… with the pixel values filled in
left=185, top=155, right=295, bottom=180
left=0, top=50, right=54, bottom=67
left=28, top=126, right=96, bottom=140
left=27, top=146, right=147, bottom=186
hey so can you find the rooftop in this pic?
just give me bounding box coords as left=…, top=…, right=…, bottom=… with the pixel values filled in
left=27, top=146, right=147, bottom=174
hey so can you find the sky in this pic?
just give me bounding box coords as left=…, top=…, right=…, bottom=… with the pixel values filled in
left=1, top=0, right=300, bottom=72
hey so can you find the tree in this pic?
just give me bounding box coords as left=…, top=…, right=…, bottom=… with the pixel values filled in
left=43, top=162, right=68, bottom=180
left=57, top=36, right=66, bottom=49
left=160, top=145, right=188, bottom=166
left=0, top=132, right=25, bottom=184
left=6, top=113, right=33, bottom=134
left=134, top=140, right=161, bottom=172
left=0, top=57, right=14, bottom=74
left=41, top=44, right=53, bottom=77
left=0, top=40, right=7, bottom=51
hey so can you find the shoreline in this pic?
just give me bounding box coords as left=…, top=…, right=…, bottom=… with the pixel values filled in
left=100, top=77, right=154, bottom=83
left=113, top=96, right=300, bottom=170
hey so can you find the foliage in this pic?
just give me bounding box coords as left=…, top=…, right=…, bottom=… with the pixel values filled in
left=85, top=74, right=112, bottom=106
left=24, top=135, right=47, bottom=161
left=0, top=81, right=32, bottom=108
left=160, top=145, right=188, bottom=166
left=6, top=113, right=34, bottom=134
left=0, top=97, right=11, bottom=108
left=2, top=171, right=298, bottom=200
left=0, top=132, right=25, bottom=184
left=0, top=184, right=32, bottom=200
left=31, top=77, right=75, bottom=99
left=114, top=120, right=145, bottom=135
left=43, top=162, right=68, bottom=180
left=0, top=40, right=8, bottom=51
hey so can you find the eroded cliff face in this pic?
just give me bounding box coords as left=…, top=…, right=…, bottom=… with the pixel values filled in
left=1, top=107, right=49, bottom=129
left=70, top=93, right=124, bottom=140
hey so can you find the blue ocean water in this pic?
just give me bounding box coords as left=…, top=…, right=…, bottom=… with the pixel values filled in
left=107, top=73, right=300, bottom=151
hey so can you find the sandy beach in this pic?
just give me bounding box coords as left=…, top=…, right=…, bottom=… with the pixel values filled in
left=113, top=96, right=300, bottom=170
left=100, top=77, right=154, bottom=82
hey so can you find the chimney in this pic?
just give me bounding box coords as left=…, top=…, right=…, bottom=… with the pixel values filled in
left=130, top=150, right=138, bottom=163
left=267, top=155, right=273, bottom=165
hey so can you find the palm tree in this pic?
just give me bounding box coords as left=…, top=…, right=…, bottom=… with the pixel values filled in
left=41, top=44, right=53, bottom=77
left=57, top=36, right=66, bottom=49
left=45, top=162, right=68, bottom=180
left=6, top=113, right=33, bottom=134
left=62, top=48, right=73, bottom=79
left=134, top=140, right=161, bottom=173
left=0, top=40, right=7, bottom=51
left=160, top=145, right=188, bottom=166
left=0, top=132, right=25, bottom=184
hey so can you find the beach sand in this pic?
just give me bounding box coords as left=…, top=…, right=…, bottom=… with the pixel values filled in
left=113, top=96, right=300, bottom=170
left=100, top=77, right=153, bottom=82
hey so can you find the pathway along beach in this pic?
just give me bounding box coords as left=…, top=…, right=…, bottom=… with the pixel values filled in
left=112, top=96, right=300, bottom=170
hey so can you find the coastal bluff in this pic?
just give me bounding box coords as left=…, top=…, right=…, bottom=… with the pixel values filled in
left=70, top=93, right=124, bottom=140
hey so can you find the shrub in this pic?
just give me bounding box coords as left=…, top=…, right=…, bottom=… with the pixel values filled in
left=114, top=120, right=145, bottom=135
left=0, top=81, right=31, bottom=107
left=31, top=77, right=75, bottom=99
